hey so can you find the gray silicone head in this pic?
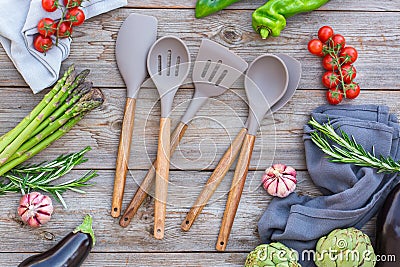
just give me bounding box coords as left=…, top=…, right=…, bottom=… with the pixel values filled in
left=116, top=13, right=158, bottom=99
left=245, top=54, right=289, bottom=136
left=270, top=54, right=302, bottom=113
left=180, top=39, right=248, bottom=125
left=147, top=36, right=190, bottom=118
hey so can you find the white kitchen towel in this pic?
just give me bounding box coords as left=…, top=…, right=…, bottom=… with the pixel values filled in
left=0, top=0, right=127, bottom=93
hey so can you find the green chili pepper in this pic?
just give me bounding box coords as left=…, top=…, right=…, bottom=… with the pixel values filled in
left=195, top=0, right=242, bottom=18
left=252, top=0, right=330, bottom=39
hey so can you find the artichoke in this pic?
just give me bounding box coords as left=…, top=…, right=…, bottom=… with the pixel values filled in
left=315, top=227, right=376, bottom=267
left=245, top=242, right=301, bottom=267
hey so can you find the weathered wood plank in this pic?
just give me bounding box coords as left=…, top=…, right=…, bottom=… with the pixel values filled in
left=0, top=170, right=376, bottom=253
left=0, top=1, right=389, bottom=263
left=0, top=252, right=248, bottom=267
left=125, top=0, right=400, bottom=11
left=0, top=9, right=399, bottom=89
left=1, top=89, right=400, bottom=171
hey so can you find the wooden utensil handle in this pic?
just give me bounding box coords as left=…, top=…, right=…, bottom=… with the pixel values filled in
left=181, top=128, right=248, bottom=232
left=111, top=98, right=136, bottom=218
left=216, top=134, right=256, bottom=251
left=154, top=117, right=171, bottom=239
left=120, top=122, right=188, bottom=227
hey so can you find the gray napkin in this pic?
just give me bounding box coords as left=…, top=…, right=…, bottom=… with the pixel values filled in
left=0, top=0, right=126, bottom=93
left=258, top=105, right=400, bottom=266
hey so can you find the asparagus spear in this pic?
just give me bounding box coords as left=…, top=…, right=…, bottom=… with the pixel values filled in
left=30, top=82, right=92, bottom=138
left=8, top=88, right=103, bottom=161
left=0, top=70, right=89, bottom=165
left=0, top=65, right=75, bottom=152
left=0, top=87, right=104, bottom=176
left=0, top=114, right=86, bottom=177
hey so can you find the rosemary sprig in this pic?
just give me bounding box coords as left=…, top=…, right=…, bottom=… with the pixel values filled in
left=308, top=117, right=400, bottom=173
left=0, top=146, right=97, bottom=208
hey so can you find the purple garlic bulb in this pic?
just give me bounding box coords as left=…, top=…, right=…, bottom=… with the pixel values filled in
left=262, top=163, right=297, bottom=198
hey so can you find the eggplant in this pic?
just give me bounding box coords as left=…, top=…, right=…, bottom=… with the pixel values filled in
left=376, top=182, right=400, bottom=267
left=19, top=215, right=95, bottom=267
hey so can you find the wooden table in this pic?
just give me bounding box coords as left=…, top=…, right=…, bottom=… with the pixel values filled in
left=1, top=1, right=399, bottom=266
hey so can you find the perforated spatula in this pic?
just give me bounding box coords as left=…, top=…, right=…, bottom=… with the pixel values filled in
left=147, top=36, right=190, bottom=239
left=120, top=39, right=248, bottom=228
left=111, top=14, right=158, bottom=218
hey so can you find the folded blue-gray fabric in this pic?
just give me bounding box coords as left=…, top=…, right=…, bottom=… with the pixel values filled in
left=258, top=105, right=400, bottom=266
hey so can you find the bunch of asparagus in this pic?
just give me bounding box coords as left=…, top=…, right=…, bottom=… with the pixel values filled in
left=0, top=65, right=104, bottom=176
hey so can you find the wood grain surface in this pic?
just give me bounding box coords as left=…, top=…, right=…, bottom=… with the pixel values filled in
left=182, top=127, right=247, bottom=232
left=112, top=97, right=136, bottom=218
left=216, top=134, right=256, bottom=251
left=154, top=117, right=171, bottom=239
left=0, top=1, right=398, bottom=266
left=121, top=122, right=188, bottom=227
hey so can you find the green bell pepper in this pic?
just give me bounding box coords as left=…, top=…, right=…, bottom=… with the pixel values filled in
left=252, top=0, right=330, bottom=39
left=195, top=0, right=242, bottom=18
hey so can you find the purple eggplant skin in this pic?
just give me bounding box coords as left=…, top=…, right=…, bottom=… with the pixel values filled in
left=376, top=182, right=400, bottom=267
left=18, top=231, right=93, bottom=267
left=18, top=214, right=95, bottom=267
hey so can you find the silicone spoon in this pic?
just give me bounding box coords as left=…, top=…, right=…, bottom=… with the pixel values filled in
left=216, top=54, right=289, bottom=251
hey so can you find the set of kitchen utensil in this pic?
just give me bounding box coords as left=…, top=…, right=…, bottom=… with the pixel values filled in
left=111, top=13, right=302, bottom=249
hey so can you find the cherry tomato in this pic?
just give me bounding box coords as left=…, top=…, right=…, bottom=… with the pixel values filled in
left=326, top=88, right=343, bottom=105
left=318, top=26, right=334, bottom=43
left=341, top=64, right=357, bottom=83
left=37, top=18, right=57, bottom=37
left=322, top=54, right=338, bottom=71
left=331, top=34, right=346, bottom=48
left=344, top=82, right=360, bottom=99
left=42, top=0, right=58, bottom=12
left=33, top=35, right=53, bottom=53
left=57, top=21, right=73, bottom=38
left=66, top=8, right=85, bottom=26
left=63, top=0, right=83, bottom=8
left=340, top=47, right=358, bottom=64
left=308, top=39, right=324, bottom=56
left=322, top=71, right=340, bottom=88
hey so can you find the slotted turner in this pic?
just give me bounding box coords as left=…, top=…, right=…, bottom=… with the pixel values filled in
left=120, top=39, right=248, bottom=228
left=147, top=36, right=190, bottom=239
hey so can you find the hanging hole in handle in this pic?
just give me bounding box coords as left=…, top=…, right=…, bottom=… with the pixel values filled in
left=185, top=220, right=189, bottom=225
left=220, top=241, right=224, bottom=246
left=113, top=207, right=118, bottom=212
left=124, top=217, right=128, bottom=222
left=157, top=228, right=161, bottom=233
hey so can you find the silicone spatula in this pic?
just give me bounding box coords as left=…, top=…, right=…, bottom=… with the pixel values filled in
left=111, top=14, right=158, bottom=218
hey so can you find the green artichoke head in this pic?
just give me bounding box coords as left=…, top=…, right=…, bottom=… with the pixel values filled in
left=245, top=242, right=301, bottom=267
left=315, top=227, right=376, bottom=267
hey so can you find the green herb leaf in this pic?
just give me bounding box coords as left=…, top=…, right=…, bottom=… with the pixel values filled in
left=308, top=118, right=400, bottom=173
left=0, top=147, right=97, bottom=208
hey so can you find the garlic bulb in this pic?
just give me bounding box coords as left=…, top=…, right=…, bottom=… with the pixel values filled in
left=18, top=192, right=54, bottom=228
left=262, top=164, right=297, bottom=198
